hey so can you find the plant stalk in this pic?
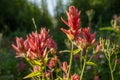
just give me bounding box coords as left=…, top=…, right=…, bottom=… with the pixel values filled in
left=108, top=60, right=114, bottom=80
left=80, top=59, right=86, bottom=80
left=67, top=43, right=73, bottom=80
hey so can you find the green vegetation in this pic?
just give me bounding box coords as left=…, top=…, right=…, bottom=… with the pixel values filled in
left=0, top=0, right=120, bottom=79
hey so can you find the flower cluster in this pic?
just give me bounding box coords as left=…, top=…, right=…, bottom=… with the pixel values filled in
left=61, top=6, right=96, bottom=49
left=12, top=28, right=57, bottom=59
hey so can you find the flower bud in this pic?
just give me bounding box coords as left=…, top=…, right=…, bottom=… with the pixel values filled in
left=61, top=61, right=69, bottom=73
left=71, top=74, right=80, bottom=80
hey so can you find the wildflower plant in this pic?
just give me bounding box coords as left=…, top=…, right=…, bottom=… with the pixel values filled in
left=60, top=6, right=96, bottom=80
left=12, top=5, right=120, bottom=80
left=99, top=38, right=118, bottom=80
left=12, top=28, right=58, bottom=79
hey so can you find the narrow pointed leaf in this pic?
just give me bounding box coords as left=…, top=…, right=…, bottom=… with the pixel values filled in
left=86, top=61, right=97, bottom=66
left=23, top=71, right=41, bottom=79
left=26, top=58, right=41, bottom=66
left=72, top=49, right=81, bottom=55
left=99, top=27, right=115, bottom=31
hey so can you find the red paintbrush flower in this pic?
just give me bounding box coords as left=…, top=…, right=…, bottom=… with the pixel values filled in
left=81, top=27, right=96, bottom=45
left=26, top=28, right=57, bottom=59
left=76, top=27, right=96, bottom=50
left=12, top=37, right=27, bottom=57
left=61, top=6, right=81, bottom=40
left=47, top=58, right=56, bottom=69
left=12, top=28, right=57, bottom=59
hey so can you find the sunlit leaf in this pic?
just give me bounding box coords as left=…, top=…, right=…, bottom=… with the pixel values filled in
left=59, top=50, right=70, bottom=53
left=23, top=71, right=41, bottom=79
left=72, top=49, right=81, bottom=55
left=26, top=58, right=41, bottom=66
left=44, top=57, right=49, bottom=64
left=99, top=27, right=116, bottom=31
left=86, top=61, right=97, bottom=66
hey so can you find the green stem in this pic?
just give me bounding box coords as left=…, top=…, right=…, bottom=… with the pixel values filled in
left=67, top=43, right=73, bottom=80
left=80, top=59, right=86, bottom=80
left=108, top=60, right=114, bottom=80
left=112, top=55, right=117, bottom=72
left=80, top=52, right=82, bottom=70
left=88, top=54, right=94, bottom=62
left=105, top=51, right=114, bottom=80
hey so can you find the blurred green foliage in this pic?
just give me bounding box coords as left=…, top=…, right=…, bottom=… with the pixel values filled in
left=72, top=0, right=120, bottom=27
left=0, top=0, right=53, bottom=37
left=0, top=37, right=31, bottom=80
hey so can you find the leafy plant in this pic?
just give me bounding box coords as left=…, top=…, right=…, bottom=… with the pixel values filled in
left=12, top=6, right=120, bottom=80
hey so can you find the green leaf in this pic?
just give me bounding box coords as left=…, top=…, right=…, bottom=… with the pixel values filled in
left=99, top=27, right=116, bottom=31
left=44, top=57, right=49, bottom=64
left=72, top=49, right=81, bottom=55
left=86, top=61, right=97, bottom=66
left=23, top=71, right=41, bottom=79
left=26, top=58, right=41, bottom=66
left=59, top=50, right=70, bottom=53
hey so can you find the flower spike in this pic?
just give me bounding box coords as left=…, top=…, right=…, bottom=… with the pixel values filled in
left=61, top=6, right=81, bottom=40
